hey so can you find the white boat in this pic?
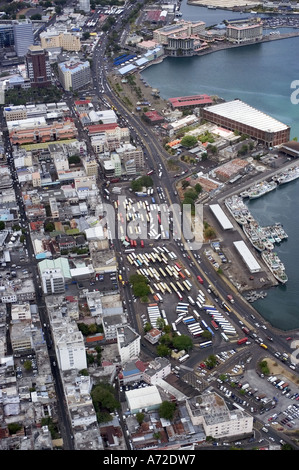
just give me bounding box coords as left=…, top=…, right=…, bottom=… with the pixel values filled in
left=261, top=251, right=288, bottom=284
left=277, top=167, right=299, bottom=185
left=247, top=181, right=277, bottom=199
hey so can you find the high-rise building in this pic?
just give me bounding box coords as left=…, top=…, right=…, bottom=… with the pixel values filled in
left=12, top=19, right=34, bottom=57
left=58, top=59, right=91, bottom=91
left=40, top=30, right=81, bottom=52
left=26, top=45, right=52, bottom=88
left=0, top=24, right=14, bottom=48
left=78, top=0, right=90, bottom=13
left=41, top=268, right=65, bottom=295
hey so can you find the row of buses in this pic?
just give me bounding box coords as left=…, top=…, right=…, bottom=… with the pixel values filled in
left=126, top=248, right=195, bottom=302
left=114, top=196, right=172, bottom=241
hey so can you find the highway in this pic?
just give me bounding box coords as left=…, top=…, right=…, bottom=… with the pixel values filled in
left=89, top=4, right=299, bottom=368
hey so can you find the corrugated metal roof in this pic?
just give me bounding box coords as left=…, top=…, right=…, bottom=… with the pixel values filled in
left=204, top=100, right=289, bottom=133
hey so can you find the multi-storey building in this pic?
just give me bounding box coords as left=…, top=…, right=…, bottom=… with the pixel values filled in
left=153, top=20, right=206, bottom=45
left=78, top=0, right=90, bottom=13
left=226, top=21, right=263, bottom=43
left=52, top=319, right=87, bottom=371
left=186, top=393, right=253, bottom=440
left=202, top=99, right=290, bottom=147
left=116, top=325, right=141, bottom=364
left=58, top=59, right=91, bottom=91
left=12, top=19, right=34, bottom=57
left=40, top=30, right=81, bottom=52
left=8, top=120, right=78, bottom=145
left=26, top=45, right=52, bottom=88
left=41, top=268, right=65, bottom=295
left=0, top=24, right=14, bottom=48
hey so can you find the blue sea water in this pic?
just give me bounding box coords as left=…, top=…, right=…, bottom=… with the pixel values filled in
left=141, top=2, right=299, bottom=329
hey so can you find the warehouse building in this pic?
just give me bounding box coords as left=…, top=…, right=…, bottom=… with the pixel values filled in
left=125, top=385, right=162, bottom=414
left=202, top=100, right=290, bottom=147
left=233, top=240, right=262, bottom=273
left=209, top=204, right=234, bottom=230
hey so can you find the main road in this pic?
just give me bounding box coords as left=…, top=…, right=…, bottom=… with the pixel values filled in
left=90, top=2, right=298, bottom=372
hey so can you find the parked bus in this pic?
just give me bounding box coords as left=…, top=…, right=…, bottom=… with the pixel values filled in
left=178, top=271, right=186, bottom=280
left=200, top=341, right=213, bottom=349
left=172, top=322, right=177, bottom=332
left=176, top=281, right=185, bottom=292
left=176, top=291, right=183, bottom=301
left=175, top=316, right=184, bottom=325
left=179, top=354, right=190, bottom=363
left=175, top=262, right=182, bottom=271
left=183, top=281, right=191, bottom=292
left=221, top=332, right=229, bottom=342
left=188, top=296, right=195, bottom=305
left=211, top=320, right=219, bottom=330
left=184, top=269, right=191, bottom=278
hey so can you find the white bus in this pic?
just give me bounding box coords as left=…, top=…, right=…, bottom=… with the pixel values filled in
left=187, top=296, right=195, bottom=305
left=179, top=354, right=190, bottom=363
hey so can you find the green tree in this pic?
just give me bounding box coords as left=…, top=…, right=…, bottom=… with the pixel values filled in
left=180, top=135, right=198, bottom=148
left=8, top=423, right=22, bottom=435
left=172, top=334, right=193, bottom=351
left=129, top=274, right=150, bottom=298
left=0, top=221, right=5, bottom=230
left=136, top=412, right=145, bottom=425
left=182, top=179, right=190, bottom=189
left=159, top=401, right=176, bottom=420
left=68, top=155, right=81, bottom=164
left=91, top=383, right=120, bottom=416
left=45, top=222, right=55, bottom=232
left=157, top=344, right=171, bottom=357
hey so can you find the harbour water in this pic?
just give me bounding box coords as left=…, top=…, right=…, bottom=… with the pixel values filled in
left=246, top=181, right=299, bottom=331
left=141, top=2, right=299, bottom=330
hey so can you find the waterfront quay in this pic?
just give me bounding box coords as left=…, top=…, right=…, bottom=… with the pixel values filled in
left=204, top=156, right=299, bottom=294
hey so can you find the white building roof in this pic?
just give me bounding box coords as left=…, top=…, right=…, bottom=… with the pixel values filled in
left=204, top=100, right=289, bottom=133
left=233, top=240, right=261, bottom=273
left=209, top=204, right=234, bottom=230
left=125, top=385, right=162, bottom=411
left=118, top=63, right=137, bottom=75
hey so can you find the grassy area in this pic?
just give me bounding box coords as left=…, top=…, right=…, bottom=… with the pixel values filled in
left=21, top=139, right=77, bottom=151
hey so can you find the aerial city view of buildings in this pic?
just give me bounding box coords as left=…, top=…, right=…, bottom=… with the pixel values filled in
left=0, top=0, right=299, bottom=452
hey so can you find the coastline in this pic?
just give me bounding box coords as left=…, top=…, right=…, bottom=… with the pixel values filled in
left=139, top=31, right=299, bottom=74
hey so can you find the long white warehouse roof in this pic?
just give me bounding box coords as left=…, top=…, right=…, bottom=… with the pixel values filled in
left=210, top=204, right=234, bottom=230
left=204, top=100, right=289, bottom=133
left=233, top=240, right=261, bottom=273
left=125, top=385, right=162, bottom=410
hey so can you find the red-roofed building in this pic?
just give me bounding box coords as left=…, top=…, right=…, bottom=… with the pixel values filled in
left=168, top=94, right=213, bottom=110
left=143, top=110, right=165, bottom=125
left=87, top=122, right=119, bottom=135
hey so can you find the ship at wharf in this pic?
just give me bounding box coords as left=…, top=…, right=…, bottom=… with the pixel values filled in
left=225, top=194, right=288, bottom=284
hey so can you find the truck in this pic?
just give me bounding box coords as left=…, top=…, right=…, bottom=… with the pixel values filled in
left=227, top=294, right=234, bottom=303
left=242, top=326, right=250, bottom=335
left=241, top=383, right=250, bottom=390
left=237, top=337, right=248, bottom=345
left=208, top=284, right=218, bottom=297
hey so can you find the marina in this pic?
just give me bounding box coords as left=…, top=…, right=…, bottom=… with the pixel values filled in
left=224, top=195, right=288, bottom=283
left=240, top=180, right=277, bottom=199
